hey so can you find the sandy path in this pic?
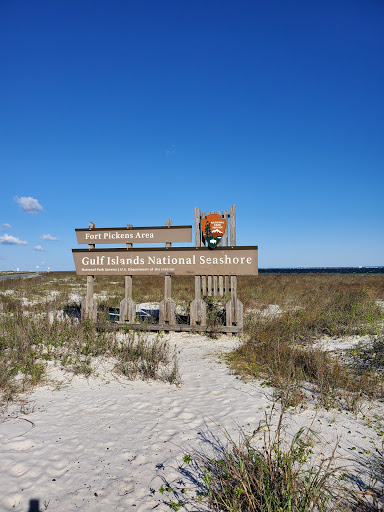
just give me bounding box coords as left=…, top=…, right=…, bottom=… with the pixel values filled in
left=0, top=335, right=270, bottom=511
left=1, top=333, right=382, bottom=511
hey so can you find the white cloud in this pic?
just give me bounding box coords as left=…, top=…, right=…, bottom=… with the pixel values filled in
left=15, top=196, right=43, bottom=214
left=41, top=234, right=60, bottom=241
left=34, top=245, right=45, bottom=251
left=1, top=223, right=11, bottom=228
left=165, top=144, right=176, bottom=157
left=0, top=234, right=28, bottom=245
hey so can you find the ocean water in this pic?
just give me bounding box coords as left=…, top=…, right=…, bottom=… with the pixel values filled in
left=259, top=267, right=384, bottom=274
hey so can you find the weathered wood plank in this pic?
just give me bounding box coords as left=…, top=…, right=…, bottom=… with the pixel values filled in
left=86, top=273, right=94, bottom=312
left=161, top=220, right=175, bottom=331
left=218, top=210, right=223, bottom=247
left=165, top=218, right=172, bottom=248
left=190, top=275, right=207, bottom=326
left=225, top=275, right=229, bottom=294
left=195, top=275, right=201, bottom=300
left=213, top=275, right=218, bottom=296
left=202, top=275, right=207, bottom=296
left=231, top=274, right=237, bottom=299
left=194, top=208, right=202, bottom=317
left=82, top=276, right=97, bottom=321
left=119, top=275, right=135, bottom=323
left=225, top=274, right=243, bottom=333
left=219, top=275, right=224, bottom=296
left=164, top=274, right=172, bottom=298
left=201, top=212, right=205, bottom=246
left=95, top=323, right=241, bottom=333
left=84, top=221, right=97, bottom=321
left=230, top=204, right=236, bottom=246
left=236, top=299, right=244, bottom=331
left=159, top=274, right=176, bottom=326
left=194, top=207, right=201, bottom=246
left=120, top=224, right=135, bottom=323
left=126, top=224, right=133, bottom=249
left=207, top=275, right=212, bottom=297
left=224, top=210, right=228, bottom=246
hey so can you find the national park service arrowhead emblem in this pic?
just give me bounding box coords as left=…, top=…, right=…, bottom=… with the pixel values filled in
left=201, top=214, right=227, bottom=249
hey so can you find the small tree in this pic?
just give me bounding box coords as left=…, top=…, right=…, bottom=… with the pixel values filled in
left=204, top=221, right=212, bottom=241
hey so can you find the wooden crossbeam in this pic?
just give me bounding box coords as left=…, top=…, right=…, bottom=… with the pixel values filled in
left=95, top=323, right=241, bottom=333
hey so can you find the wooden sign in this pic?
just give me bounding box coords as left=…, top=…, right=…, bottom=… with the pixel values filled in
left=75, top=225, right=192, bottom=245
left=201, top=214, right=227, bottom=249
left=72, top=246, right=258, bottom=276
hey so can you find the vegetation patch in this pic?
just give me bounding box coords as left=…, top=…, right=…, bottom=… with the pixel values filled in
left=229, top=276, right=384, bottom=410
left=159, top=402, right=383, bottom=511
left=0, top=292, right=180, bottom=405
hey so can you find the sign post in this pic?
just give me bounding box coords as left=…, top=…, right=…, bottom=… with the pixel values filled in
left=191, top=207, right=206, bottom=327
left=226, top=204, right=243, bottom=330
left=82, top=222, right=97, bottom=321
left=119, top=224, right=135, bottom=324
left=159, top=219, right=176, bottom=329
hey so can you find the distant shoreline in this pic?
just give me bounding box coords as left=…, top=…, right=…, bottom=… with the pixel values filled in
left=259, top=266, right=384, bottom=274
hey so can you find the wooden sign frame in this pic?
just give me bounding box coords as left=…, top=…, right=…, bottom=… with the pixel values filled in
left=74, top=206, right=255, bottom=334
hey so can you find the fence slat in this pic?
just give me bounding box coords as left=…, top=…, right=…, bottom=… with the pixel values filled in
left=207, top=275, right=212, bottom=297
left=230, top=204, right=236, bottom=246
left=202, top=275, right=207, bottom=296
left=213, top=276, right=218, bottom=296
left=224, top=210, right=228, bottom=246
left=190, top=275, right=206, bottom=326
left=83, top=221, right=97, bottom=321
left=96, top=323, right=241, bottom=333
left=120, top=275, right=135, bottom=323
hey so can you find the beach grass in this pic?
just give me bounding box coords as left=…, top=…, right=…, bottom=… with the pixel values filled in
left=0, top=275, right=181, bottom=404
left=189, top=413, right=341, bottom=511
left=161, top=399, right=383, bottom=511
left=229, top=274, right=384, bottom=410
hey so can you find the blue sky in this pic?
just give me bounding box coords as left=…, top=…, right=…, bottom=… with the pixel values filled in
left=1, top=0, right=383, bottom=270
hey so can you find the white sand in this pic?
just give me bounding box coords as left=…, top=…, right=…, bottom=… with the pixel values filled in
left=314, top=334, right=374, bottom=352
left=1, top=333, right=383, bottom=511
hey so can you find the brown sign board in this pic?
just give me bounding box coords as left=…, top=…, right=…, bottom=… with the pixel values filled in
left=75, top=226, right=192, bottom=245
left=72, top=247, right=258, bottom=276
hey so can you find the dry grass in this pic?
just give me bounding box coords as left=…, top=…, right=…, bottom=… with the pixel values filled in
left=188, top=408, right=342, bottom=511
left=159, top=399, right=383, bottom=511
left=0, top=274, right=181, bottom=404
left=238, top=273, right=384, bottom=312
left=228, top=274, right=384, bottom=410
left=0, top=311, right=180, bottom=404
